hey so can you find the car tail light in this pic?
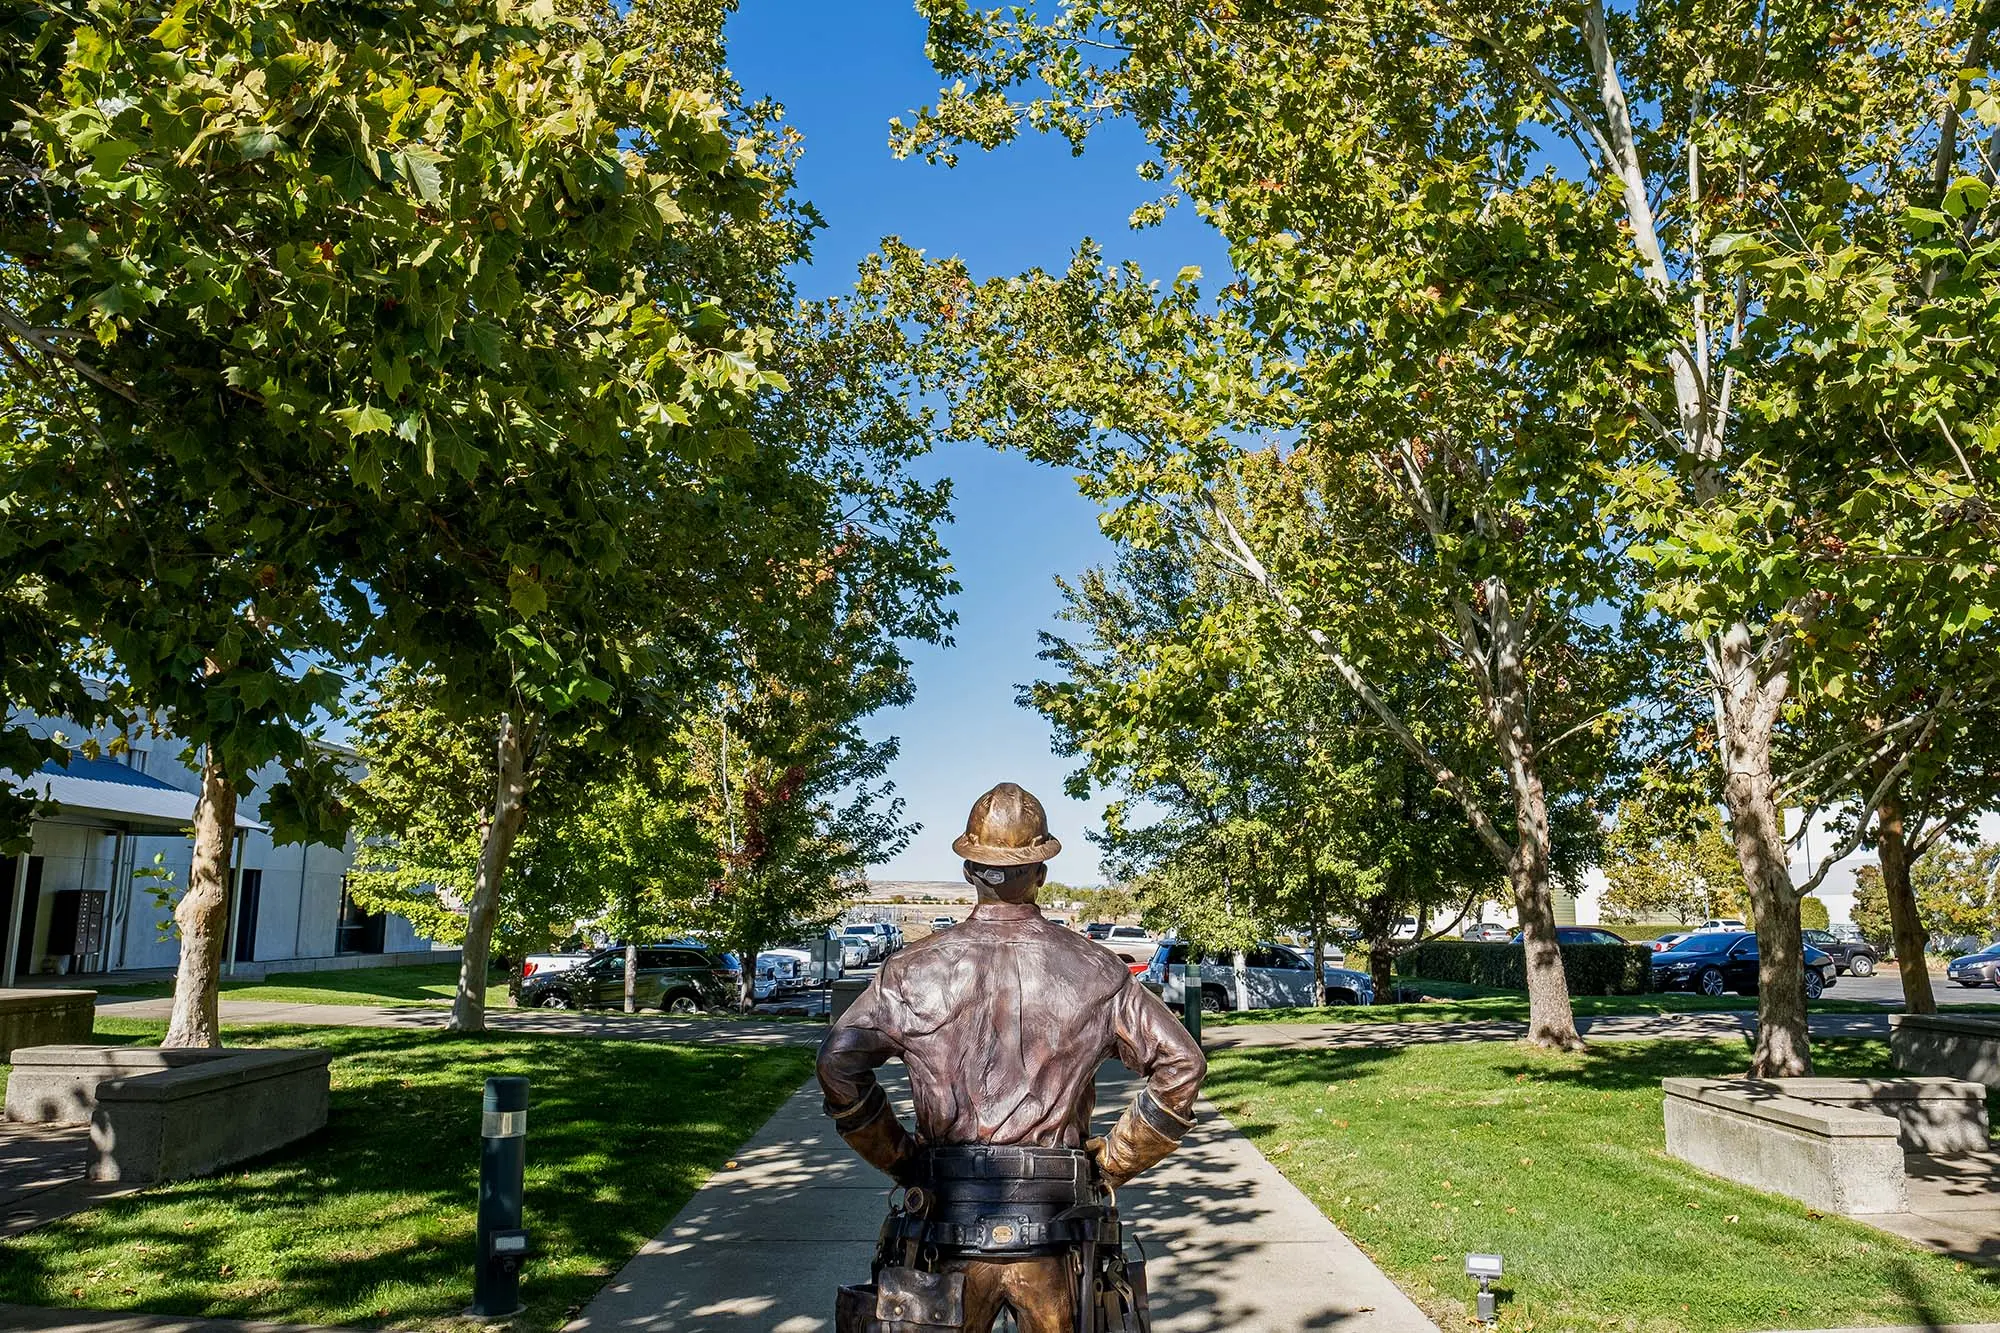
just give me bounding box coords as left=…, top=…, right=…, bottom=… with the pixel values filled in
left=522, top=961, right=538, bottom=977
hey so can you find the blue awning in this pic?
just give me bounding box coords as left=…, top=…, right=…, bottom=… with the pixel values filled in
left=5, top=757, right=264, bottom=834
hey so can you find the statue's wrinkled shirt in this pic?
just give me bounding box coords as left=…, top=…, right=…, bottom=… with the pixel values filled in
left=818, top=902, right=1204, bottom=1146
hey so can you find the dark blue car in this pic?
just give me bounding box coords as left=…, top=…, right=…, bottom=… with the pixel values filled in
left=1650, top=930, right=1838, bottom=999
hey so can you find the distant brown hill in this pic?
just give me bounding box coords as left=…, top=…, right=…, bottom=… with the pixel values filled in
left=859, top=879, right=977, bottom=903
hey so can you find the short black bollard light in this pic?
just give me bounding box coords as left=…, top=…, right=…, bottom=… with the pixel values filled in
left=1181, top=958, right=1202, bottom=1041
left=471, top=1075, right=531, bottom=1320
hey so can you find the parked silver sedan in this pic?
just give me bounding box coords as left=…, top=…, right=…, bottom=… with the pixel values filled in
left=1949, top=942, right=2000, bottom=987
left=1143, top=940, right=1376, bottom=1012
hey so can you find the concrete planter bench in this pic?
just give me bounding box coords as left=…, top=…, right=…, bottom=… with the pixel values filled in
left=3, top=1045, right=330, bottom=1184
left=0, top=989, right=95, bottom=1060
left=1664, top=1078, right=1909, bottom=1214
left=1891, top=1012, right=2000, bottom=1087
left=1663, top=1076, right=1990, bottom=1215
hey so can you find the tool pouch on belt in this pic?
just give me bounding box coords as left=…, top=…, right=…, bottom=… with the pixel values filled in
left=833, top=1268, right=966, bottom=1332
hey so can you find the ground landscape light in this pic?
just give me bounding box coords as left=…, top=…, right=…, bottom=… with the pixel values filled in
left=1465, top=1253, right=1503, bottom=1324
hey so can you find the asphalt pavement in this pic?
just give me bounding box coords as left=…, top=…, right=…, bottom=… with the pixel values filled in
left=1830, top=969, right=2000, bottom=1007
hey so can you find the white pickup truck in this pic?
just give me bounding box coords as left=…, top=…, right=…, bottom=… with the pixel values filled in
left=1093, top=925, right=1159, bottom=969
left=521, top=952, right=589, bottom=982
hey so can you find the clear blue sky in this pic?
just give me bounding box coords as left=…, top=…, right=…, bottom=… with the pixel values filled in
left=725, top=2, right=1225, bottom=883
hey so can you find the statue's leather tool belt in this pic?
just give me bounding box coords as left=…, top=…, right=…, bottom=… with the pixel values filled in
left=897, top=1145, right=1105, bottom=1256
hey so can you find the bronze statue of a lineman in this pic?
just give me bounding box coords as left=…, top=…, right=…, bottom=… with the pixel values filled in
left=819, top=783, right=1206, bottom=1333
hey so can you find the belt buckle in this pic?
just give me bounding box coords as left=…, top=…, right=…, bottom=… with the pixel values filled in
left=976, top=1213, right=1032, bottom=1249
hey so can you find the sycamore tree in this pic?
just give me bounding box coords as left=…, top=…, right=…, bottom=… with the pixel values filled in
left=882, top=232, right=1646, bottom=1046
left=0, top=0, right=616, bottom=1044
left=1031, top=525, right=1499, bottom=1002
left=900, top=0, right=2000, bottom=1075
left=1788, top=644, right=2000, bottom=1012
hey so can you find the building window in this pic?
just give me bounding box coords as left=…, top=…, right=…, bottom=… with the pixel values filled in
left=234, top=869, right=263, bottom=964
left=335, top=877, right=385, bottom=955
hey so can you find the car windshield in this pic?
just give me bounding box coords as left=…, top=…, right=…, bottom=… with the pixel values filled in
left=1970, top=942, right=2000, bottom=958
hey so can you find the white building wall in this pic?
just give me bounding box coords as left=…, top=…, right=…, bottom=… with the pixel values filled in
left=6, top=708, right=442, bottom=976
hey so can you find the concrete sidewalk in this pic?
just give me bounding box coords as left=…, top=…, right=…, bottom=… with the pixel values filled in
left=564, top=1066, right=1438, bottom=1333
left=96, top=996, right=821, bottom=1046
left=95, top=993, right=1895, bottom=1052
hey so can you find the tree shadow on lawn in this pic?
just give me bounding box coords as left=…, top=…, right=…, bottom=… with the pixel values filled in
left=0, top=1024, right=813, bottom=1331
left=1486, top=1035, right=1903, bottom=1094
left=1198, top=1041, right=1413, bottom=1138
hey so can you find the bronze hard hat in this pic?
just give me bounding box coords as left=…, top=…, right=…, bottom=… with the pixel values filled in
left=952, top=782, right=1062, bottom=866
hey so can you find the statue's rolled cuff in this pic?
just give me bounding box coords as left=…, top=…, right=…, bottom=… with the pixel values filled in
left=1092, top=1089, right=1195, bottom=1188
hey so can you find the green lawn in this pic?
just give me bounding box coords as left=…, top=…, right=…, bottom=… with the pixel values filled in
left=93, top=962, right=511, bottom=1009
left=0, top=1018, right=813, bottom=1332
left=1206, top=1037, right=2000, bottom=1331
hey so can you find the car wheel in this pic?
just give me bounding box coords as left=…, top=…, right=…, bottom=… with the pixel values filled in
left=537, top=991, right=573, bottom=1010
left=1200, top=986, right=1230, bottom=1015
left=1848, top=954, right=1875, bottom=978
left=1805, top=970, right=1826, bottom=1001
left=663, top=992, right=702, bottom=1015
left=1697, top=967, right=1727, bottom=997
left=1325, top=988, right=1359, bottom=1007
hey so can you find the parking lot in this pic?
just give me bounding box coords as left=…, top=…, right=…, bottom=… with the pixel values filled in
left=1830, top=968, right=2000, bottom=1007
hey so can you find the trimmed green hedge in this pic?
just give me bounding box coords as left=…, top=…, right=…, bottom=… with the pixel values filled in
left=1395, top=940, right=1653, bottom=995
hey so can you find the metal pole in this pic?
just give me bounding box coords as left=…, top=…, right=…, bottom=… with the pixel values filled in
left=222, top=831, right=244, bottom=978
left=471, top=1075, right=529, bottom=1318
left=3, top=850, right=30, bottom=988
left=1181, top=957, right=1201, bottom=1042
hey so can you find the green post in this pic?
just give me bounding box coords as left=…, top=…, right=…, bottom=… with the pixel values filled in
left=1181, top=959, right=1202, bottom=1041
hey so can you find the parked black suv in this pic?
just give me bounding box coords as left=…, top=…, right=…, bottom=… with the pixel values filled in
left=1802, top=929, right=1879, bottom=977
left=519, top=945, right=735, bottom=1012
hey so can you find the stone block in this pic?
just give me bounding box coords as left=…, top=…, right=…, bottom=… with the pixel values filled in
left=1663, top=1077, right=1908, bottom=1215
left=1891, top=1012, right=2000, bottom=1088
left=3, top=1044, right=329, bottom=1183
left=0, top=989, right=95, bottom=1061
left=1763, top=1076, right=1990, bottom=1153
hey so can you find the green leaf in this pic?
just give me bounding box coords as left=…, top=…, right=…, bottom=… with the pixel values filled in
left=397, top=146, right=446, bottom=205
left=333, top=404, right=395, bottom=437
left=507, top=568, right=548, bottom=618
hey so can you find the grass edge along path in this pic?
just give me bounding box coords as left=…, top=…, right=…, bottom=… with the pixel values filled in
left=1206, top=1036, right=2000, bottom=1332
left=1207, top=978, right=2000, bottom=1026
left=0, top=1018, right=815, bottom=1333
left=91, top=962, right=508, bottom=1009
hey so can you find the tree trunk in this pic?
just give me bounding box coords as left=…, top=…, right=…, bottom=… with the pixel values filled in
left=163, top=752, right=235, bottom=1049
left=1369, top=938, right=1395, bottom=999
left=1484, top=580, right=1582, bottom=1050
left=1309, top=912, right=1327, bottom=1008
left=1877, top=781, right=1936, bottom=1016
left=451, top=713, right=534, bottom=1034
left=737, top=935, right=763, bottom=1011
left=623, top=941, right=638, bottom=1014
left=1512, top=834, right=1582, bottom=1051
left=1715, top=628, right=1810, bottom=1075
